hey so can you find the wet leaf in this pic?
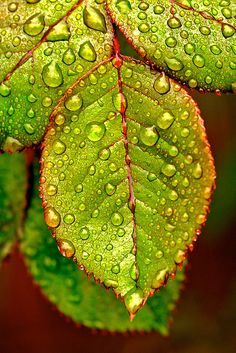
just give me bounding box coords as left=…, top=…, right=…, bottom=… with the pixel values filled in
left=107, top=0, right=236, bottom=92
left=0, top=0, right=113, bottom=150
left=40, top=56, right=215, bottom=316
left=21, top=164, right=185, bottom=334
left=0, top=152, right=27, bottom=263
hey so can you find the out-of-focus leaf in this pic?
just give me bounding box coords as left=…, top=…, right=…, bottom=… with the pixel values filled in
left=0, top=152, right=27, bottom=262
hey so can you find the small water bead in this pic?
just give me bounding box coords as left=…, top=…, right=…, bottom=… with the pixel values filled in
left=140, top=126, right=159, bottom=146
left=64, top=213, right=75, bottom=225
left=124, top=288, right=144, bottom=315
left=79, top=41, right=97, bottom=62
left=196, top=214, right=206, bottom=224
left=156, top=250, right=164, bottom=259
left=117, top=228, right=125, bottom=237
left=79, top=227, right=90, bottom=240
left=42, top=96, right=53, bottom=107
left=24, top=123, right=35, bottom=135
left=192, top=162, right=203, bottom=179
left=157, top=111, right=175, bottom=130
left=147, top=172, right=157, bottom=182
left=151, top=268, right=168, bottom=289
left=193, top=54, right=205, bottom=68
left=116, top=0, right=132, bottom=14
left=55, top=113, right=65, bottom=126
left=161, top=163, right=176, bottom=177
left=138, top=23, right=150, bottom=33
left=53, top=140, right=66, bottom=155
left=154, top=74, right=170, bottom=94
left=65, top=94, right=83, bottom=111
left=99, top=148, right=111, bottom=160
left=42, top=61, right=64, bottom=88
left=44, top=206, right=61, bottom=228
left=210, top=45, right=222, bottom=55
left=111, top=212, right=124, bottom=226
left=165, top=57, right=184, bottom=71
left=181, top=212, right=189, bottom=222
left=222, top=7, right=232, bottom=19
left=46, top=184, right=57, bottom=196
left=165, top=36, right=177, bottom=48
left=63, top=48, right=76, bottom=65
left=23, top=13, right=45, bottom=36
left=47, top=21, right=70, bottom=41
left=169, top=145, right=178, bottom=157
left=105, top=183, right=116, bottom=196
left=83, top=6, right=107, bottom=33
left=85, top=121, right=106, bottom=141
left=174, top=249, right=185, bottom=264
left=111, top=264, right=120, bottom=274
left=57, top=239, right=75, bottom=258
left=169, top=190, right=179, bottom=201
left=154, top=5, right=164, bottom=14
left=167, top=17, right=182, bottom=29
left=0, top=83, right=11, bottom=97
left=199, top=26, right=211, bottom=35
left=88, top=165, right=96, bottom=175
left=184, top=43, right=195, bottom=55
left=8, top=2, right=18, bottom=12
left=222, top=23, right=235, bottom=38
left=95, top=254, right=103, bottom=262
left=112, top=92, right=127, bottom=111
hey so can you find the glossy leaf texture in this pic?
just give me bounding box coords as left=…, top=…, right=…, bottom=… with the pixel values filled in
left=0, top=0, right=113, bottom=151
left=40, top=56, right=215, bottom=316
left=107, top=0, right=236, bottom=92
left=0, top=152, right=27, bottom=263
left=21, top=165, right=185, bottom=334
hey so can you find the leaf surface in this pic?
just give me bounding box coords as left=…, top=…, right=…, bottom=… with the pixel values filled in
left=0, top=152, right=27, bottom=263
left=0, top=0, right=113, bottom=150
left=21, top=165, right=185, bottom=334
left=107, top=0, right=236, bottom=92
left=40, top=56, right=215, bottom=315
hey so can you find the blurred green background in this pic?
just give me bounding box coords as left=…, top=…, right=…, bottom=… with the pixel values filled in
left=0, top=35, right=236, bottom=352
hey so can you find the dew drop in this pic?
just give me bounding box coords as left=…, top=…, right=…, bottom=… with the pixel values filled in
left=83, top=6, right=107, bottom=33
left=64, top=213, right=75, bottom=225
left=57, top=239, right=75, bottom=258
left=193, top=54, right=205, bottom=68
left=46, top=184, right=57, bottom=196
left=44, top=206, right=61, bottom=228
left=192, top=162, right=203, bottom=179
left=116, top=0, right=132, bottom=14
left=147, top=172, right=157, bottom=182
left=151, top=268, right=168, bottom=288
left=53, top=140, right=66, bottom=155
left=79, top=41, right=97, bottom=62
left=165, top=57, right=183, bottom=71
left=154, top=74, right=170, bottom=94
left=157, top=111, right=175, bottom=130
left=124, top=288, right=144, bottom=314
left=167, top=17, right=182, bottom=29
left=80, top=227, right=90, bottom=240
left=0, top=83, right=11, bottom=97
left=105, top=182, right=116, bottom=195
left=47, top=21, right=70, bottom=41
left=42, top=61, right=64, bottom=88
left=140, top=126, right=159, bottom=146
left=111, top=264, right=120, bottom=274
left=23, top=13, right=45, bottom=37
left=24, top=123, right=35, bottom=135
left=63, top=48, right=76, bottom=65
left=161, top=163, right=176, bottom=177
left=85, top=121, right=106, bottom=141
left=111, top=212, right=124, bottom=226
left=65, top=94, right=83, bottom=111
left=222, top=23, right=235, bottom=38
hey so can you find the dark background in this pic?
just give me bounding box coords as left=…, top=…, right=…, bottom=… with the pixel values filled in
left=0, top=91, right=236, bottom=352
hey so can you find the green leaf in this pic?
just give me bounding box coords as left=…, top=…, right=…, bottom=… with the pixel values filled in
left=0, top=0, right=113, bottom=150
left=107, top=0, right=236, bottom=92
left=40, top=56, right=215, bottom=316
left=0, top=152, right=27, bottom=263
left=21, top=164, right=185, bottom=334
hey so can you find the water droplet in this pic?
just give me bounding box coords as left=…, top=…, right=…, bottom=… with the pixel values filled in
left=46, top=184, right=57, bottom=196
left=0, top=83, right=11, bottom=97
left=210, top=45, right=222, bottom=55
left=53, top=140, right=66, bottom=155
left=154, top=74, right=170, bottom=94
left=80, top=227, right=90, bottom=240
left=184, top=43, right=195, bottom=55
left=165, top=57, right=183, bottom=71
left=85, top=121, right=106, bottom=141
left=23, top=13, right=45, bottom=37
left=105, top=183, right=116, bottom=195
left=79, top=41, right=97, bottom=62
left=193, top=54, right=205, bottom=68
left=165, top=36, right=177, bottom=48
left=192, top=162, right=203, bottom=179
left=42, top=61, right=64, bottom=88
left=161, top=163, right=176, bottom=177
left=124, top=288, right=144, bottom=315
left=47, top=21, right=70, bottom=41
left=45, top=206, right=61, bottom=228
left=24, top=123, right=35, bottom=135
left=64, top=213, right=75, bottom=225
left=75, top=184, right=83, bottom=193
left=104, top=279, right=118, bottom=288
left=83, top=6, right=107, bottom=33
left=95, top=254, right=102, bottom=262
left=65, top=94, right=83, bottom=111
left=8, top=2, right=18, bottom=12
left=57, top=239, right=75, bottom=258
left=153, top=5, right=164, bottom=14
left=157, top=111, right=175, bottom=129
left=63, top=48, right=76, bottom=65
left=147, top=172, right=157, bottom=182
left=222, top=23, right=235, bottom=38
left=140, top=126, right=159, bottom=146
left=112, top=92, right=127, bottom=111
left=2, top=137, right=23, bottom=153
left=111, top=264, right=120, bottom=274
left=167, top=17, right=181, bottom=29
left=151, top=268, right=168, bottom=288
left=156, top=250, right=163, bottom=259
left=116, top=0, right=132, bottom=14
left=111, top=212, right=124, bottom=226
left=117, top=228, right=125, bottom=237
